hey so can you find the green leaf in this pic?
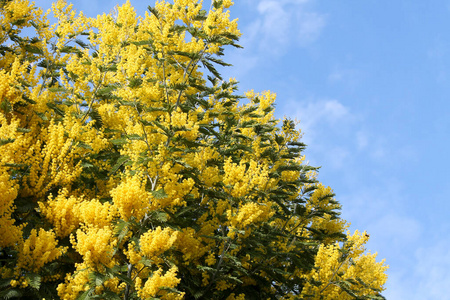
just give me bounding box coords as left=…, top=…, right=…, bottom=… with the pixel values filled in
left=88, top=108, right=103, bottom=129
left=46, top=102, right=65, bottom=116
left=76, top=288, right=95, bottom=300
left=0, top=279, right=12, bottom=290
left=151, top=189, right=168, bottom=199
left=206, top=56, right=232, bottom=67
left=99, top=291, right=122, bottom=300
left=126, top=134, right=144, bottom=141
left=21, top=94, right=36, bottom=104
left=153, top=211, right=168, bottom=222
left=153, top=120, right=172, bottom=136
left=0, top=138, right=15, bottom=146
left=0, top=288, right=22, bottom=299
left=213, top=0, right=224, bottom=9
left=89, top=272, right=107, bottom=286
left=113, top=219, right=130, bottom=245
left=170, top=83, right=188, bottom=91
left=25, top=273, right=41, bottom=290
left=114, top=272, right=133, bottom=286
left=16, top=127, right=31, bottom=133
left=96, top=85, right=117, bottom=97
left=147, top=6, right=160, bottom=19
left=169, top=50, right=200, bottom=60
left=75, top=39, right=89, bottom=48
left=131, top=39, right=154, bottom=46
left=4, top=163, right=28, bottom=168
left=76, top=142, right=93, bottom=150
left=24, top=44, right=43, bottom=55
left=1, top=100, right=12, bottom=113
left=201, top=59, right=222, bottom=80
left=129, top=77, right=143, bottom=88
left=59, top=45, right=82, bottom=54
left=81, top=162, right=94, bottom=169
left=240, top=105, right=258, bottom=116
left=111, top=138, right=128, bottom=145
left=110, top=155, right=130, bottom=174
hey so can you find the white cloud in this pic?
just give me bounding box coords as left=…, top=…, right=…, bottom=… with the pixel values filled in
left=328, top=65, right=365, bottom=91
left=324, top=146, right=350, bottom=169
left=413, top=242, right=450, bottom=300
left=356, top=130, right=369, bottom=150
left=295, top=11, right=326, bottom=46
left=285, top=99, right=352, bottom=142
left=384, top=239, right=450, bottom=300
left=279, top=98, right=363, bottom=171
left=372, top=214, right=422, bottom=248
left=241, top=0, right=326, bottom=54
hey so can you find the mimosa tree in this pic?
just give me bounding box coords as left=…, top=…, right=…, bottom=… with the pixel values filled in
left=0, top=0, right=388, bottom=299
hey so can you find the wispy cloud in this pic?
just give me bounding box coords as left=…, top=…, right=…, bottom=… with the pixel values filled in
left=383, top=237, right=450, bottom=300
left=244, top=0, right=326, bottom=54
left=413, top=241, right=450, bottom=300
left=328, top=65, right=365, bottom=91
left=283, top=98, right=354, bottom=144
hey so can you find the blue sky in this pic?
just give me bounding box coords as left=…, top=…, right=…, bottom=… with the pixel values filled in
left=38, top=0, right=450, bottom=298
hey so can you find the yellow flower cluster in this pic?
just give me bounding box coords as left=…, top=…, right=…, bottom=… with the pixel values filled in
left=39, top=190, right=80, bottom=238
left=140, top=226, right=178, bottom=262
left=226, top=293, right=246, bottom=300
left=305, top=184, right=347, bottom=242
left=203, top=3, right=240, bottom=53
left=0, top=170, right=22, bottom=248
left=0, top=57, right=27, bottom=106
left=23, top=121, right=83, bottom=197
left=223, top=158, right=269, bottom=198
left=137, top=266, right=183, bottom=300
left=17, top=228, right=67, bottom=272
left=51, top=0, right=91, bottom=50
left=157, top=162, right=196, bottom=208
left=71, top=226, right=117, bottom=268
left=77, top=199, right=116, bottom=229
left=171, top=108, right=200, bottom=140
left=57, top=262, right=90, bottom=300
left=110, top=176, right=149, bottom=221
left=0, top=0, right=37, bottom=32
left=216, top=279, right=234, bottom=291
left=228, top=202, right=274, bottom=229
left=174, top=228, right=206, bottom=262
left=124, top=241, right=142, bottom=265
left=301, top=230, right=388, bottom=299
left=39, top=189, right=117, bottom=238
left=185, top=147, right=221, bottom=187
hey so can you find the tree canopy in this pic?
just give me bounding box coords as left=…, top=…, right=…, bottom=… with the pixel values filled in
left=0, top=0, right=388, bottom=299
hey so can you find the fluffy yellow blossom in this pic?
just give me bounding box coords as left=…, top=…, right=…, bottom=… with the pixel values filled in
left=39, top=189, right=81, bottom=238
left=140, top=226, right=178, bottom=261
left=110, top=176, right=149, bottom=221
left=301, top=230, right=388, bottom=299
left=226, top=293, right=246, bottom=300
left=216, top=279, right=234, bottom=291
left=174, top=227, right=206, bottom=262
left=137, top=266, right=183, bottom=300
left=223, top=158, right=269, bottom=198
left=124, top=241, right=143, bottom=265
left=17, top=228, right=66, bottom=272
left=57, top=262, right=90, bottom=300
left=76, top=199, right=117, bottom=228
left=228, top=202, right=274, bottom=229
left=0, top=57, right=27, bottom=106
left=72, top=226, right=117, bottom=268
left=40, top=188, right=117, bottom=238
left=0, top=170, right=22, bottom=248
